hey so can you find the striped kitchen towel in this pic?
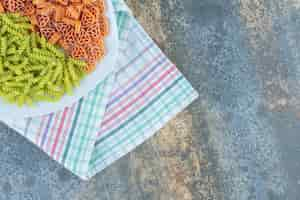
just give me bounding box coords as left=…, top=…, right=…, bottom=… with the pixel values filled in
left=2, top=0, right=198, bottom=180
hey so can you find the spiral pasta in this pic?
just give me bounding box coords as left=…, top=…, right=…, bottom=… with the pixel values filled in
left=0, top=13, right=87, bottom=106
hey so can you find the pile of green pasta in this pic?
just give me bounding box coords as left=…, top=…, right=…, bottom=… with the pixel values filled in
left=0, top=13, right=87, bottom=106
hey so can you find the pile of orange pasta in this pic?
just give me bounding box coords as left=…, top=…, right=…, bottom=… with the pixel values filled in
left=0, top=0, right=108, bottom=73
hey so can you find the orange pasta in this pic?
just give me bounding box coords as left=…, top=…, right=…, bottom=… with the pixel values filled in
left=29, top=15, right=38, bottom=25
left=81, top=9, right=96, bottom=27
left=23, top=1, right=35, bottom=15
left=3, top=0, right=24, bottom=12
left=1, top=0, right=109, bottom=73
left=0, top=2, right=4, bottom=12
left=49, top=32, right=61, bottom=44
left=86, top=5, right=99, bottom=18
left=73, top=4, right=83, bottom=13
left=82, top=0, right=93, bottom=4
left=53, top=5, right=65, bottom=21
left=63, top=28, right=76, bottom=45
left=74, top=20, right=81, bottom=33
left=35, top=1, right=51, bottom=9
left=76, top=30, right=91, bottom=45
left=37, top=15, right=50, bottom=27
left=95, top=0, right=105, bottom=13
left=97, top=14, right=108, bottom=36
left=36, top=7, right=54, bottom=15
left=55, top=0, right=68, bottom=6
left=71, top=45, right=87, bottom=59
left=66, top=6, right=81, bottom=20
left=62, top=17, right=78, bottom=26
left=70, top=0, right=80, bottom=3
left=54, top=22, right=72, bottom=35
left=83, top=64, right=95, bottom=73
left=32, top=0, right=45, bottom=6
left=58, top=38, right=70, bottom=50
left=40, top=26, right=56, bottom=40
left=87, top=44, right=104, bottom=63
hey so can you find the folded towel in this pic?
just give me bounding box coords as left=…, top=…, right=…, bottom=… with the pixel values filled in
left=3, top=0, right=198, bottom=180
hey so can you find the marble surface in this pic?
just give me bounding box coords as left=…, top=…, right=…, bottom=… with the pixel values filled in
left=1, top=0, right=300, bottom=199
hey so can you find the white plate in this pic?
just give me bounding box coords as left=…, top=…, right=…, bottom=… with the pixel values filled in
left=0, top=0, right=118, bottom=120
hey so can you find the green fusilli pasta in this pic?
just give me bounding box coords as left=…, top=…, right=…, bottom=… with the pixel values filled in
left=0, top=13, right=88, bottom=106
left=1, top=37, right=7, bottom=56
